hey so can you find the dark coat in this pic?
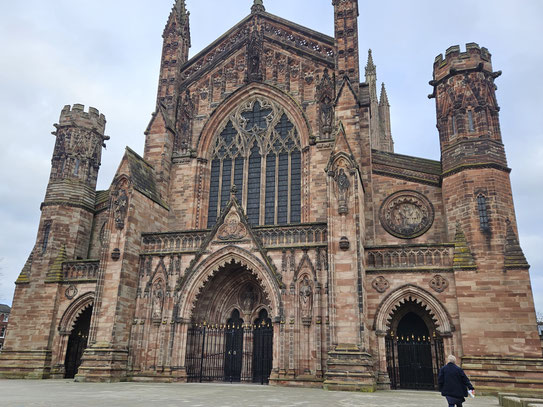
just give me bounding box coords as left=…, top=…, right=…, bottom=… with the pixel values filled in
left=438, top=362, right=474, bottom=399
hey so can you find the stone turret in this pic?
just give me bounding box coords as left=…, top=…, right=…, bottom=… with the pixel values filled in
left=333, top=0, right=360, bottom=84
left=46, top=104, right=108, bottom=209
left=157, top=0, right=191, bottom=109
left=430, top=43, right=505, bottom=174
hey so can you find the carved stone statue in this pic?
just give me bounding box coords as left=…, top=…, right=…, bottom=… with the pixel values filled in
left=152, top=281, right=164, bottom=320
left=113, top=188, right=128, bottom=230
left=335, top=168, right=350, bottom=214
left=299, top=276, right=313, bottom=319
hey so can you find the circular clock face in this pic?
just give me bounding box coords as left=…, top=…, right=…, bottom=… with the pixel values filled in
left=380, top=190, right=435, bottom=239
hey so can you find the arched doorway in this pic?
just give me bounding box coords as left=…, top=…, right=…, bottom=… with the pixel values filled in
left=253, top=308, right=273, bottom=384
left=64, top=306, right=92, bottom=378
left=385, top=299, right=444, bottom=390
left=185, top=260, right=274, bottom=384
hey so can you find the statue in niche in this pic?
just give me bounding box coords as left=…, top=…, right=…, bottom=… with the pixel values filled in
left=175, top=89, right=194, bottom=153
left=316, top=69, right=335, bottom=138
left=246, top=30, right=263, bottom=82
left=152, top=281, right=164, bottom=320
left=299, top=276, right=313, bottom=319
left=240, top=285, right=257, bottom=313
left=335, top=168, right=350, bottom=214
left=113, top=188, right=128, bottom=230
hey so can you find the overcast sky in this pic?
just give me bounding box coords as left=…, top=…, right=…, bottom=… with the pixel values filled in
left=1, top=0, right=542, bottom=312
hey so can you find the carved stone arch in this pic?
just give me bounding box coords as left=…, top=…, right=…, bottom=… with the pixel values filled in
left=58, top=292, right=95, bottom=335
left=293, top=251, right=317, bottom=283
left=148, top=257, right=169, bottom=291
left=373, top=284, right=454, bottom=335
left=177, top=246, right=282, bottom=321
left=197, top=82, right=312, bottom=157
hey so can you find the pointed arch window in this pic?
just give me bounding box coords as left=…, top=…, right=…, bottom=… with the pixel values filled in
left=207, top=99, right=302, bottom=228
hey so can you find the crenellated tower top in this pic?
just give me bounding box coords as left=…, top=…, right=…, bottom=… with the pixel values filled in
left=431, top=43, right=494, bottom=85
left=430, top=43, right=506, bottom=173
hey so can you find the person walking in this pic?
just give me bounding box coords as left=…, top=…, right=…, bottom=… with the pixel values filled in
left=438, top=355, right=475, bottom=407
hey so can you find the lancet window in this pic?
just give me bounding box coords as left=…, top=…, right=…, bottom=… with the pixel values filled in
left=207, top=98, right=302, bottom=227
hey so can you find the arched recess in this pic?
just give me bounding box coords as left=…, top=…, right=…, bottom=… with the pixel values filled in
left=197, top=82, right=312, bottom=158
left=177, top=246, right=283, bottom=322
left=373, top=284, right=454, bottom=335
left=59, top=292, right=95, bottom=335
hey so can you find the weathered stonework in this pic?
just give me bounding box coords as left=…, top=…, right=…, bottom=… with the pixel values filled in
left=1, top=0, right=541, bottom=394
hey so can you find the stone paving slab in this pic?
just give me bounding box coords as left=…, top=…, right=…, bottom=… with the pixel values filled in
left=0, top=380, right=498, bottom=407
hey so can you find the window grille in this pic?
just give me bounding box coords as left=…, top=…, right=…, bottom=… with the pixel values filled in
left=468, top=111, right=475, bottom=133
left=477, top=194, right=490, bottom=231
left=207, top=99, right=302, bottom=227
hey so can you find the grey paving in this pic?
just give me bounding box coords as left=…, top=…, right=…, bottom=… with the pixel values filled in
left=0, top=380, right=498, bottom=407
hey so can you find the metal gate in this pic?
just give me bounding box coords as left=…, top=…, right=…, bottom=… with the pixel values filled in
left=186, top=322, right=273, bottom=384
left=386, top=334, right=444, bottom=390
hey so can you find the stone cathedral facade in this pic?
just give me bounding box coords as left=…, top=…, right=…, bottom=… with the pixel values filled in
left=1, top=0, right=542, bottom=392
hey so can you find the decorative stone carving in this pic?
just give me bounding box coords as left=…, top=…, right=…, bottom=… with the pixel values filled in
left=372, top=276, right=390, bottom=293
left=240, top=285, right=258, bottom=313
left=217, top=211, right=247, bottom=241
left=113, top=188, right=128, bottom=230
left=175, top=89, right=194, bottom=153
left=339, top=236, right=350, bottom=251
left=380, top=190, right=435, bottom=239
left=430, top=275, right=449, bottom=293
left=111, top=248, right=121, bottom=261
left=316, top=69, right=334, bottom=138
left=65, top=285, right=78, bottom=300
left=246, top=29, right=263, bottom=82
left=335, top=168, right=350, bottom=214
left=299, top=276, right=313, bottom=320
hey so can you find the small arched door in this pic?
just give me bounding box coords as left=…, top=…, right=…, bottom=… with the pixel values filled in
left=224, top=309, right=244, bottom=382
left=253, top=309, right=273, bottom=384
left=64, top=306, right=92, bottom=378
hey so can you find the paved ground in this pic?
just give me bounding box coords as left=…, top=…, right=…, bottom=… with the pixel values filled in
left=0, top=380, right=498, bottom=407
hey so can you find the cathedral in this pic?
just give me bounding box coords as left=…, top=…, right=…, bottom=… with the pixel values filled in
left=1, top=0, right=542, bottom=392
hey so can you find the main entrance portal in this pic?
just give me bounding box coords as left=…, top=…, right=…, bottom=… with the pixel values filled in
left=385, top=300, right=444, bottom=390
left=185, top=260, right=274, bottom=384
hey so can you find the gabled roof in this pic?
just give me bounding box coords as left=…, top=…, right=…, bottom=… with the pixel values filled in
left=124, top=147, right=168, bottom=209
left=178, top=10, right=335, bottom=87
left=372, top=149, right=442, bottom=186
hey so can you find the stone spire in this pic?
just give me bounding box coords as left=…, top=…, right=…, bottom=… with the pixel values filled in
left=379, top=82, right=389, bottom=106
left=365, top=49, right=376, bottom=77
left=365, top=49, right=377, bottom=102
left=378, top=82, right=393, bottom=152
left=251, top=0, right=265, bottom=13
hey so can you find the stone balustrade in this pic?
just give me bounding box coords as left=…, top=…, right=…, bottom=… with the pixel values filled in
left=366, top=244, right=454, bottom=271
left=62, top=260, right=99, bottom=281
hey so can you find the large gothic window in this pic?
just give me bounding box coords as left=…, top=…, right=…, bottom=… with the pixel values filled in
left=207, top=99, right=302, bottom=228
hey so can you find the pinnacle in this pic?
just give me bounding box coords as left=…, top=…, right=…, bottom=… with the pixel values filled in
left=365, top=49, right=376, bottom=74
left=175, top=0, right=187, bottom=15
left=379, top=82, right=389, bottom=106
left=251, top=0, right=265, bottom=13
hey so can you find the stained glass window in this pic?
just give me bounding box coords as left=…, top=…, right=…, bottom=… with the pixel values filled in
left=207, top=99, right=302, bottom=227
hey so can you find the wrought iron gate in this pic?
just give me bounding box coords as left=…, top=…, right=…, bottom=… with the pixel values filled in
left=186, top=322, right=273, bottom=384
left=386, top=334, right=444, bottom=390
